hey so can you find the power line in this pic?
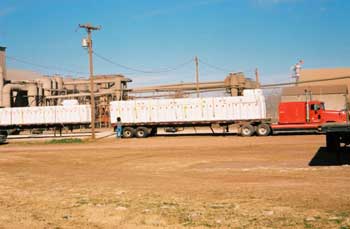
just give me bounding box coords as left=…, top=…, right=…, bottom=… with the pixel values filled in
left=7, top=55, right=88, bottom=75
left=198, top=58, right=233, bottom=73
left=199, top=58, right=256, bottom=78
left=93, top=51, right=193, bottom=74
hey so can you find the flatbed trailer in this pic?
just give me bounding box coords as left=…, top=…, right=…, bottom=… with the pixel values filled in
left=118, top=118, right=272, bottom=138
left=0, top=104, right=91, bottom=138
left=117, top=120, right=327, bottom=138
left=321, top=123, right=350, bottom=151
left=110, top=89, right=271, bottom=138
left=0, top=123, right=90, bottom=136
left=0, top=123, right=90, bottom=129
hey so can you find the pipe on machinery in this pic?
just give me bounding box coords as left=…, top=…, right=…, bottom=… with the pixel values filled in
left=37, top=77, right=52, bottom=97
left=53, top=76, right=63, bottom=90
left=38, top=85, right=43, bottom=105
left=53, top=76, right=63, bottom=104
left=27, top=83, right=38, bottom=106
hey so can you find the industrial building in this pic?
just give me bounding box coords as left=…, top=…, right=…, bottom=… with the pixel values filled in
left=0, top=46, right=131, bottom=126
left=281, top=68, right=350, bottom=110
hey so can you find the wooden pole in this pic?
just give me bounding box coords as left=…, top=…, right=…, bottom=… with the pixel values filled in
left=255, top=68, right=260, bottom=88
left=79, top=23, right=101, bottom=140
left=195, top=56, right=199, bottom=97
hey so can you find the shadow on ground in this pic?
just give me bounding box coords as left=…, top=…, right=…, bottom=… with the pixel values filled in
left=309, top=147, right=350, bottom=166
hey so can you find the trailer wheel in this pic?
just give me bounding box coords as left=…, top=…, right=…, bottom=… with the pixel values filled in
left=256, top=124, right=271, bottom=136
left=122, top=127, right=135, bottom=138
left=326, top=133, right=340, bottom=152
left=240, top=124, right=255, bottom=137
left=135, top=127, right=150, bottom=138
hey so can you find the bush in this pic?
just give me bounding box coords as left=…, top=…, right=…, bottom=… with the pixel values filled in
left=46, top=138, right=83, bottom=144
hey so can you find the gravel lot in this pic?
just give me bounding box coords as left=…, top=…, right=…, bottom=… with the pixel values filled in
left=0, top=135, right=349, bottom=228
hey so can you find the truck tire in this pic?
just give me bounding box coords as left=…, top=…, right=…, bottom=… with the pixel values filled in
left=135, top=127, right=150, bottom=138
left=122, top=127, right=135, bottom=138
left=240, top=124, right=255, bottom=137
left=326, top=133, right=340, bottom=152
left=0, top=130, right=7, bottom=144
left=256, top=123, right=271, bottom=136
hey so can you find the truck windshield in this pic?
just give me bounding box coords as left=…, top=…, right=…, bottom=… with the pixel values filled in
left=310, top=103, right=325, bottom=111
left=311, top=104, right=321, bottom=111
left=320, top=103, right=325, bottom=110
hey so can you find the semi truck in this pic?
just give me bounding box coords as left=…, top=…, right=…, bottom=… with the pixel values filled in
left=0, top=89, right=347, bottom=140
left=110, top=89, right=348, bottom=138
left=271, top=100, right=347, bottom=134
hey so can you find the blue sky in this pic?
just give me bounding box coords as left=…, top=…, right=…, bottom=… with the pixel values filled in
left=0, top=0, right=349, bottom=86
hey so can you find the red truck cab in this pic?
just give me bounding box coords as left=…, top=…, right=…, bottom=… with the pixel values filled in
left=271, top=101, right=347, bottom=133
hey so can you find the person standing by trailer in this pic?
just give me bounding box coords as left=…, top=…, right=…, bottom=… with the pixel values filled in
left=116, top=117, right=122, bottom=138
left=291, top=59, right=304, bottom=85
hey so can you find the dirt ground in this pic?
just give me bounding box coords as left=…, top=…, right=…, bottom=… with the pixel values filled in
left=0, top=135, right=350, bottom=228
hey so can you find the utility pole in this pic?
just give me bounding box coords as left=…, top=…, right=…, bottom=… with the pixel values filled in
left=79, top=23, right=101, bottom=140
left=195, top=56, right=199, bottom=98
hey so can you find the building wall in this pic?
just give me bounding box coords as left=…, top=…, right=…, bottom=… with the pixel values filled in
left=281, top=94, right=346, bottom=110
left=281, top=68, right=350, bottom=110
left=300, top=68, right=350, bottom=91
left=6, top=69, right=42, bottom=81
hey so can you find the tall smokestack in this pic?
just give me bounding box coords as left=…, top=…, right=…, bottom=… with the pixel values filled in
left=0, top=46, right=6, bottom=107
